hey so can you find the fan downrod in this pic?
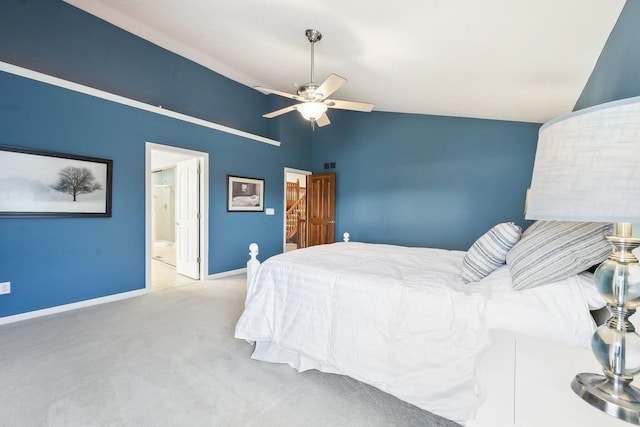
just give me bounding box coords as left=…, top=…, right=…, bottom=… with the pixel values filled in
left=304, top=29, right=322, bottom=87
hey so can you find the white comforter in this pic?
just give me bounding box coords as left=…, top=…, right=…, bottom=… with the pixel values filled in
left=234, top=242, right=599, bottom=424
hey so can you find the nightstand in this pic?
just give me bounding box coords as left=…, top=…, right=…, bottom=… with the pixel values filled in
left=469, top=330, right=628, bottom=426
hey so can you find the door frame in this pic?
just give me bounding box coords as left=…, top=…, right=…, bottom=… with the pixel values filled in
left=283, top=167, right=311, bottom=252
left=145, top=142, right=209, bottom=288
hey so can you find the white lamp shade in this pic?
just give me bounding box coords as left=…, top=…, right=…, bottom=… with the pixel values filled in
left=297, top=102, right=328, bottom=121
left=526, top=96, right=640, bottom=223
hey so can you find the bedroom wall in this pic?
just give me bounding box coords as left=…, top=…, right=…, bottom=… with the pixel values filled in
left=574, top=0, right=640, bottom=110
left=0, top=0, right=271, bottom=139
left=311, top=111, right=540, bottom=250
left=0, top=0, right=312, bottom=318
left=311, top=2, right=640, bottom=252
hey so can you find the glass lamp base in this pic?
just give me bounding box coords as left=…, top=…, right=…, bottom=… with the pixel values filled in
left=572, top=373, right=640, bottom=425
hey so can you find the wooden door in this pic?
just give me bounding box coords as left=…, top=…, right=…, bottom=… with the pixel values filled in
left=306, top=172, right=336, bottom=247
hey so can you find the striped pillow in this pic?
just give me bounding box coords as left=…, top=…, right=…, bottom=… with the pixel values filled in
left=506, top=221, right=613, bottom=290
left=461, top=222, right=522, bottom=283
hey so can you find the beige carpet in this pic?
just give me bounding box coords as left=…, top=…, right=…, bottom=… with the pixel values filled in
left=0, top=275, right=460, bottom=426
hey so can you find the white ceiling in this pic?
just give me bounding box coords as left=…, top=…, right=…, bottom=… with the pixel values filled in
left=65, top=0, right=625, bottom=124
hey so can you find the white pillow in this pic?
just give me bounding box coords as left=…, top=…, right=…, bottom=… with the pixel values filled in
left=506, top=221, right=613, bottom=290
left=575, top=271, right=607, bottom=310
left=461, top=222, right=522, bottom=283
left=482, top=265, right=599, bottom=348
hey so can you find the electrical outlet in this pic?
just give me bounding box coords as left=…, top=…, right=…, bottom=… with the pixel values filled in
left=0, top=281, right=10, bottom=295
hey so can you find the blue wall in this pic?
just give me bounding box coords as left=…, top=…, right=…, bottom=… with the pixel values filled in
left=312, top=111, right=539, bottom=250
left=0, top=0, right=271, bottom=139
left=0, top=0, right=311, bottom=317
left=575, top=0, right=640, bottom=109
left=1, top=0, right=638, bottom=319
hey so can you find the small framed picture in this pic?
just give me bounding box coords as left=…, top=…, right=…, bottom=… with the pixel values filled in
left=0, top=145, right=113, bottom=218
left=227, top=175, right=264, bottom=212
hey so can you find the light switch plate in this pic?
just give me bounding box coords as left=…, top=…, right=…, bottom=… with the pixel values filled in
left=265, top=208, right=275, bottom=215
left=0, top=281, right=10, bottom=295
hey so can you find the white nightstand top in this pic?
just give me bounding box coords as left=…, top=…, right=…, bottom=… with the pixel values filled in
left=468, top=330, right=629, bottom=427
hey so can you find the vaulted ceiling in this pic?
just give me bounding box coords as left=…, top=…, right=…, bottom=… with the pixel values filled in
left=65, top=0, right=625, bottom=123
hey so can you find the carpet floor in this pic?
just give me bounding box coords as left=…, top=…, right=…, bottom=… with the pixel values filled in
left=0, top=275, right=460, bottom=426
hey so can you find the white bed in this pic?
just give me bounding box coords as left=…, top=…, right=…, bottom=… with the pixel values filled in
left=235, top=228, right=607, bottom=425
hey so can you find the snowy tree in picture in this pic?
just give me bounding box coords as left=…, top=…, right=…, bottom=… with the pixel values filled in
left=51, top=166, right=102, bottom=201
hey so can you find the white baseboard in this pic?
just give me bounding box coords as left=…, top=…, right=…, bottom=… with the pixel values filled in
left=0, top=288, right=148, bottom=326
left=207, top=268, right=246, bottom=280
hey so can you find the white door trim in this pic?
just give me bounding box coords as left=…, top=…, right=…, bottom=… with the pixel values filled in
left=146, top=142, right=209, bottom=288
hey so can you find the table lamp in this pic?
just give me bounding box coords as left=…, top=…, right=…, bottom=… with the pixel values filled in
left=526, top=96, right=640, bottom=424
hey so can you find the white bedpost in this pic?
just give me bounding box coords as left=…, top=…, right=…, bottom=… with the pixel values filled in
left=247, top=243, right=260, bottom=284
left=343, top=232, right=350, bottom=242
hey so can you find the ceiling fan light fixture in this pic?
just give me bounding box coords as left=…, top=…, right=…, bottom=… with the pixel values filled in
left=256, top=29, right=373, bottom=127
left=297, top=102, right=327, bottom=121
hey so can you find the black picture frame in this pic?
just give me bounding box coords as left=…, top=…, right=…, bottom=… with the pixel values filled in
left=227, top=175, right=264, bottom=212
left=0, top=145, right=113, bottom=217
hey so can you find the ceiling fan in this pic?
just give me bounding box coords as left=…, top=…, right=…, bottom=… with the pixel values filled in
left=256, top=29, right=374, bottom=128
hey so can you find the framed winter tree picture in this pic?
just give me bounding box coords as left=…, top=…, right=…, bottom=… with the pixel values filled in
left=0, top=145, right=113, bottom=217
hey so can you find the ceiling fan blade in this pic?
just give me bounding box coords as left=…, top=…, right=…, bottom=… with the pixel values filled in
left=315, top=74, right=347, bottom=100
left=263, top=105, right=296, bottom=118
left=326, top=99, right=374, bottom=112
left=255, top=86, right=300, bottom=100
left=316, top=113, right=331, bottom=127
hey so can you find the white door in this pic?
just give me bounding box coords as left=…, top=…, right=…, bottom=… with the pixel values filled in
left=176, top=158, right=200, bottom=279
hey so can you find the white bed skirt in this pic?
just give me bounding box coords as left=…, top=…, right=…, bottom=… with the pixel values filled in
left=252, top=340, right=346, bottom=378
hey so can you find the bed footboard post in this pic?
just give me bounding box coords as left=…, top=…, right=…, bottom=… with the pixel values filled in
left=247, top=243, right=260, bottom=284
left=343, top=232, right=350, bottom=242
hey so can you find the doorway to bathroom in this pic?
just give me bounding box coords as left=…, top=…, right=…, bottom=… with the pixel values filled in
left=146, top=142, right=208, bottom=290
